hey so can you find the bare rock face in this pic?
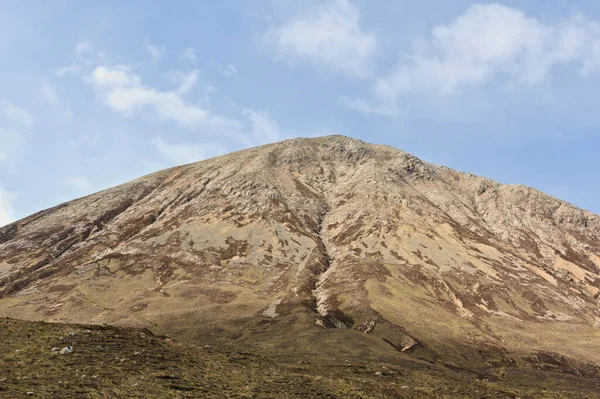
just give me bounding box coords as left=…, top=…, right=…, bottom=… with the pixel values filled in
left=1, top=135, right=600, bottom=366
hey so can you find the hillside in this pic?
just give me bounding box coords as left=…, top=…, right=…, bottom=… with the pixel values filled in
left=1, top=317, right=599, bottom=398
left=1, top=135, right=600, bottom=396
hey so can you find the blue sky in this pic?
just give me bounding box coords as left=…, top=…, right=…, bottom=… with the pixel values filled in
left=1, top=0, right=600, bottom=226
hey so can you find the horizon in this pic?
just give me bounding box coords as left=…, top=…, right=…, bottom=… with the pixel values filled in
left=2, top=0, right=600, bottom=226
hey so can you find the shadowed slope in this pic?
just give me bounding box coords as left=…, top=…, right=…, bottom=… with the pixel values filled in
left=6, top=317, right=600, bottom=398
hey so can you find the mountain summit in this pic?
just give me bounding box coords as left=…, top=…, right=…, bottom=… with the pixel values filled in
left=1, top=135, right=599, bottom=371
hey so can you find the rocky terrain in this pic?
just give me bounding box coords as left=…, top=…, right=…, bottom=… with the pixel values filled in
left=1, top=135, right=600, bottom=396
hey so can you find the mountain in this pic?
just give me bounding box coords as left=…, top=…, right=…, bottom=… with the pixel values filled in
left=1, top=135, right=600, bottom=388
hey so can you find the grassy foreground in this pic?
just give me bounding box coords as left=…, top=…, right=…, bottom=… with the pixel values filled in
left=0, top=318, right=599, bottom=398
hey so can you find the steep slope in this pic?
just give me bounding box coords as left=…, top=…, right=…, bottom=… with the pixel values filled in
left=1, top=135, right=599, bottom=372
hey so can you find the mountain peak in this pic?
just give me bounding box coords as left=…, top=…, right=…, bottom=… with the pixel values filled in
left=1, top=137, right=600, bottom=378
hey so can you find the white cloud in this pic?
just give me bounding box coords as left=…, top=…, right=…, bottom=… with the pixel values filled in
left=0, top=102, right=34, bottom=128
left=261, top=0, right=376, bottom=77
left=0, top=186, right=16, bottom=227
left=88, top=65, right=141, bottom=87
left=145, top=42, right=166, bottom=61
left=55, top=64, right=82, bottom=77
left=64, top=176, right=94, bottom=194
left=75, top=41, right=93, bottom=55
left=86, top=65, right=239, bottom=130
left=152, top=138, right=228, bottom=165
left=181, top=48, right=197, bottom=61
left=40, top=82, right=59, bottom=105
left=342, top=4, right=600, bottom=117
left=373, top=4, right=600, bottom=103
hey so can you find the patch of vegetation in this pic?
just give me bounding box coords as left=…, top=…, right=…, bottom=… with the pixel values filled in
left=0, top=318, right=599, bottom=398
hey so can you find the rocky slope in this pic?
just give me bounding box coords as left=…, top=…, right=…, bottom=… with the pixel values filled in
left=1, top=135, right=599, bottom=372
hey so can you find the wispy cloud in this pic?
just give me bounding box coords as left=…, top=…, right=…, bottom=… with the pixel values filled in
left=145, top=41, right=166, bottom=61
left=0, top=128, right=21, bottom=164
left=75, top=41, right=93, bottom=56
left=151, top=108, right=284, bottom=166
left=60, top=108, right=73, bottom=121
left=0, top=102, right=34, bottom=128
left=260, top=0, right=376, bottom=78
left=0, top=102, right=34, bottom=164
left=64, top=176, right=94, bottom=195
left=0, top=186, right=16, bottom=227
left=169, top=70, right=200, bottom=95
left=56, top=41, right=104, bottom=77
left=220, top=64, right=238, bottom=78
left=241, top=109, right=282, bottom=145
left=55, top=64, right=82, bottom=77
left=40, top=82, right=60, bottom=105
left=340, top=97, right=402, bottom=118
left=181, top=47, right=197, bottom=62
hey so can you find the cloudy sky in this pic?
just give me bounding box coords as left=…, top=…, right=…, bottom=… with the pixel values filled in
left=2, top=0, right=600, bottom=226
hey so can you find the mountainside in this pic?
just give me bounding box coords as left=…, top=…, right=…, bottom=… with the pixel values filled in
left=1, top=135, right=600, bottom=380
